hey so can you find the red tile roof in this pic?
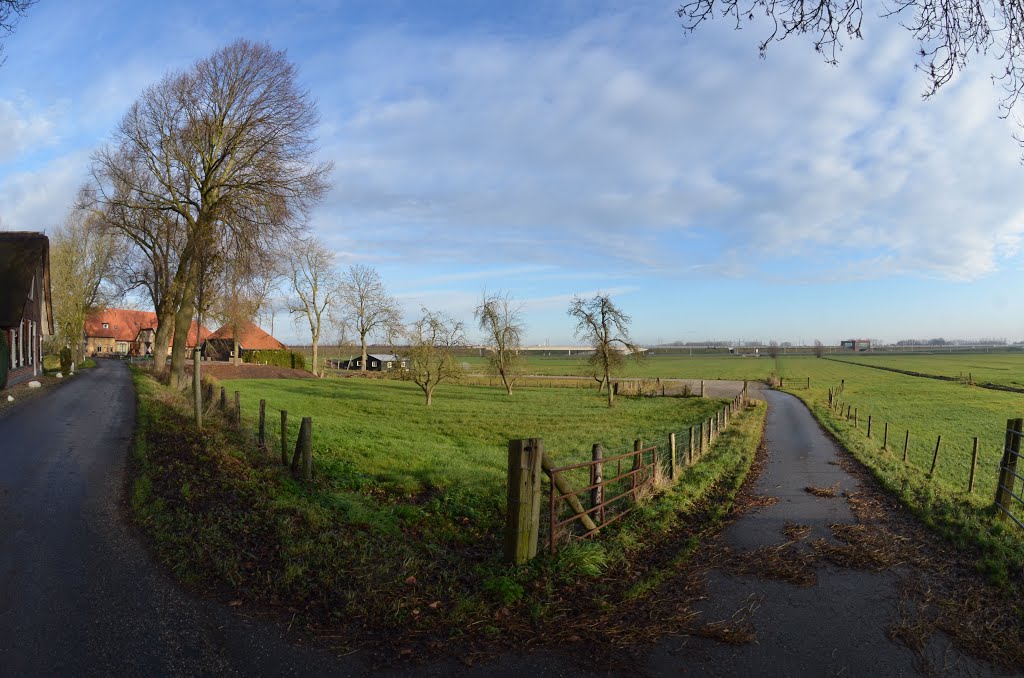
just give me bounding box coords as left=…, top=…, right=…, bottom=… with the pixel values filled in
left=206, top=321, right=287, bottom=351
left=84, top=308, right=211, bottom=347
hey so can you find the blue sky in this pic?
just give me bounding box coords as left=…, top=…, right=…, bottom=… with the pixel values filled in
left=2, top=0, right=1023, bottom=345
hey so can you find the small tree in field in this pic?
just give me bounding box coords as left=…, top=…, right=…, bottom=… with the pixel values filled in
left=287, top=236, right=338, bottom=378
left=404, top=308, right=466, bottom=406
left=474, top=291, right=525, bottom=396
left=813, top=340, right=824, bottom=358
left=338, top=264, right=402, bottom=374
left=568, top=294, right=640, bottom=407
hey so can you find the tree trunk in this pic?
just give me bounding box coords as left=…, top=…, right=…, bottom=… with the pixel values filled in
left=152, top=307, right=173, bottom=376
left=502, top=370, right=513, bottom=396
left=169, top=289, right=195, bottom=389
left=360, top=335, right=367, bottom=373
left=233, top=337, right=240, bottom=366
left=193, top=347, right=202, bottom=430
left=605, top=367, right=614, bottom=407
left=312, top=338, right=319, bottom=377
left=425, top=384, right=433, bottom=406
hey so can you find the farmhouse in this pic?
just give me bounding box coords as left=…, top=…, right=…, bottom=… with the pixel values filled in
left=84, top=308, right=210, bottom=357
left=336, top=353, right=407, bottom=371
left=202, top=321, right=287, bottom=361
left=840, top=339, right=872, bottom=352
left=0, top=232, right=53, bottom=389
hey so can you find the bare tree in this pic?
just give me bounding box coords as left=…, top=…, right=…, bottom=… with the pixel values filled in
left=568, top=294, right=640, bottom=407
left=813, top=339, right=824, bottom=358
left=0, top=0, right=34, bottom=66
left=677, top=0, right=1024, bottom=148
left=767, top=340, right=780, bottom=359
left=404, top=308, right=466, bottom=406
left=287, top=236, right=338, bottom=377
left=90, top=39, right=332, bottom=388
left=338, top=264, right=403, bottom=373
left=49, top=200, right=118, bottom=362
left=474, top=291, right=526, bottom=396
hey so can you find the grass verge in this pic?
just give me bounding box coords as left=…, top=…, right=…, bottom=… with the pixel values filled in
left=129, top=367, right=765, bottom=662
left=784, top=386, right=1024, bottom=591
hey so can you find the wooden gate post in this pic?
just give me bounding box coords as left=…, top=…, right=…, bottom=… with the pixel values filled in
left=995, top=418, right=1023, bottom=519
left=505, top=438, right=543, bottom=563
left=259, top=399, right=266, bottom=448
left=668, top=433, right=677, bottom=480
left=280, top=410, right=288, bottom=465
left=632, top=439, right=642, bottom=490
left=591, top=444, right=604, bottom=524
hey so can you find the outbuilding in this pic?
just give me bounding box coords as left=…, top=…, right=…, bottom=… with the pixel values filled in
left=336, top=353, right=407, bottom=371
left=0, top=232, right=53, bottom=389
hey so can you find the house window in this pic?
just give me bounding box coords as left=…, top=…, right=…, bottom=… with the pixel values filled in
left=372, top=361, right=378, bottom=368
left=387, top=362, right=392, bottom=368
left=102, top=323, right=109, bottom=329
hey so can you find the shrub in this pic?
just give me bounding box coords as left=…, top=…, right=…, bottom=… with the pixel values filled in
left=242, top=349, right=306, bottom=371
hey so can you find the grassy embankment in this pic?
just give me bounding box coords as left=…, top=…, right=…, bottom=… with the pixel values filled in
left=131, top=369, right=765, bottom=652
left=772, top=357, right=1024, bottom=587
left=41, top=354, right=96, bottom=372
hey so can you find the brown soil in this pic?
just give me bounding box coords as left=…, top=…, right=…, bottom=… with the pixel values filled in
left=0, top=373, right=67, bottom=415
left=189, top=362, right=314, bottom=380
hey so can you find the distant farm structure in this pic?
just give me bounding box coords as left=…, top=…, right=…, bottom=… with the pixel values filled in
left=841, top=339, right=872, bottom=352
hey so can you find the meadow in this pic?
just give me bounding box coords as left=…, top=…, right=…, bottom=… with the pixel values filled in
left=221, top=376, right=730, bottom=498
left=456, top=353, right=783, bottom=380
left=827, top=352, right=1024, bottom=389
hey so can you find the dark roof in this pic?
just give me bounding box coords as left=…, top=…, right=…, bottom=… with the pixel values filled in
left=0, top=231, right=50, bottom=329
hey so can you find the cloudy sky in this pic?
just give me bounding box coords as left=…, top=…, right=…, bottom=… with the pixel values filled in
left=2, top=0, right=1023, bottom=345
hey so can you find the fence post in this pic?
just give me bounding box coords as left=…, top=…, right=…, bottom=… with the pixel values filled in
left=968, top=437, right=979, bottom=494
left=591, top=444, right=604, bottom=524
left=847, top=405, right=851, bottom=420
left=259, top=399, right=266, bottom=448
left=688, top=426, right=695, bottom=465
left=669, top=433, right=677, bottom=481
left=700, top=380, right=705, bottom=398
left=883, top=422, right=888, bottom=450
left=280, top=410, right=288, bottom=465
left=301, top=417, right=313, bottom=482
left=234, top=391, right=241, bottom=428
left=505, top=438, right=543, bottom=564
left=742, top=380, right=748, bottom=405
left=929, top=435, right=942, bottom=478
left=706, top=418, right=712, bottom=449
left=632, top=439, right=642, bottom=490
left=220, top=386, right=226, bottom=411
left=867, top=415, right=872, bottom=438
left=995, top=418, right=1023, bottom=519
left=807, top=377, right=810, bottom=389
left=854, top=408, right=858, bottom=428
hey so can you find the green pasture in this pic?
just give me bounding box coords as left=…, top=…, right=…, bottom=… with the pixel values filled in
left=827, top=352, right=1024, bottom=389
left=222, top=377, right=729, bottom=499
left=458, top=354, right=784, bottom=380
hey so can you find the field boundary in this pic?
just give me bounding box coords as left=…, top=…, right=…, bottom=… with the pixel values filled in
left=825, top=356, right=1024, bottom=394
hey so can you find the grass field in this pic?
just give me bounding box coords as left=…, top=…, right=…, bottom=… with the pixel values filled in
left=221, top=377, right=730, bottom=498
left=132, top=368, right=765, bottom=649
left=457, top=354, right=783, bottom=380
left=828, top=353, right=1024, bottom=389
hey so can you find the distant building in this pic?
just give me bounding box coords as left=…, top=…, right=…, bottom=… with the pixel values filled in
left=84, top=309, right=210, bottom=357
left=840, top=339, right=872, bottom=352
left=202, top=321, right=287, bottom=361
left=0, top=232, right=53, bottom=388
left=335, top=353, right=407, bottom=371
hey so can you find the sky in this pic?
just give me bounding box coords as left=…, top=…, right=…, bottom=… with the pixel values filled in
left=2, top=0, right=1023, bottom=346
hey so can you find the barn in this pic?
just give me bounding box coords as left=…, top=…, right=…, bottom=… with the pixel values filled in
left=203, top=321, right=287, bottom=361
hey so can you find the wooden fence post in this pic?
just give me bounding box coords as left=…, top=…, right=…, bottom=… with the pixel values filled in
left=867, top=415, right=872, bottom=438
left=688, top=426, right=695, bottom=465
left=632, top=439, right=642, bottom=490
left=883, top=422, right=888, bottom=450
left=700, top=380, right=705, bottom=398
left=929, top=435, right=942, bottom=478
left=591, top=444, right=604, bottom=524
left=301, top=417, right=313, bottom=481
left=847, top=405, right=851, bottom=420
left=259, top=399, right=266, bottom=448
left=505, top=439, right=543, bottom=563
left=968, top=437, right=979, bottom=494
left=234, top=391, right=241, bottom=428
left=280, top=410, right=288, bottom=465
left=995, top=418, right=1023, bottom=519
left=807, top=377, right=811, bottom=389
left=668, top=433, right=677, bottom=481
left=854, top=408, right=858, bottom=428
left=220, top=386, right=226, bottom=411
left=903, top=430, right=910, bottom=462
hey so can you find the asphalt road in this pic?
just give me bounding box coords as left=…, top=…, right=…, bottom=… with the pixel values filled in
left=0, top=359, right=351, bottom=677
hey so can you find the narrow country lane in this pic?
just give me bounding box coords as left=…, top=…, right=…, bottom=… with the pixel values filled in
left=0, top=360, right=350, bottom=676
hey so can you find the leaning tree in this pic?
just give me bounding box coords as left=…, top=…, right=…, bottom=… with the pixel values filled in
left=568, top=294, right=640, bottom=407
